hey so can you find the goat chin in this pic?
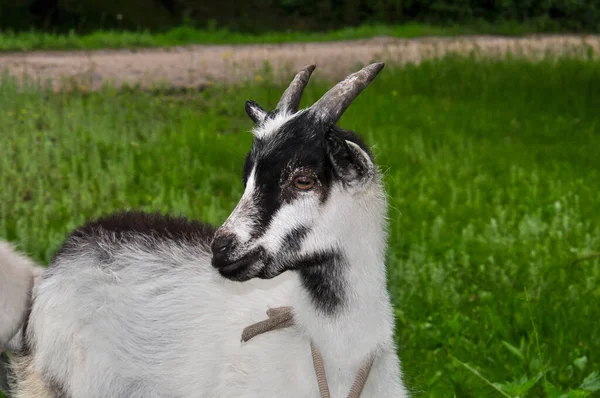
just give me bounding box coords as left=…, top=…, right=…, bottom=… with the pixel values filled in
left=0, top=241, right=44, bottom=352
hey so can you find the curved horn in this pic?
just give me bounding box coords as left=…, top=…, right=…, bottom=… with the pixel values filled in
left=276, top=64, right=316, bottom=113
left=309, top=62, right=384, bottom=125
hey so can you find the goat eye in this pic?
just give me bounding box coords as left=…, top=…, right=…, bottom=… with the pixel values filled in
left=293, top=176, right=315, bottom=190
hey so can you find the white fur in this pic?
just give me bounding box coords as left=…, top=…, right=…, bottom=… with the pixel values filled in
left=221, top=168, right=259, bottom=243
left=252, top=110, right=303, bottom=139
left=0, top=242, right=44, bottom=351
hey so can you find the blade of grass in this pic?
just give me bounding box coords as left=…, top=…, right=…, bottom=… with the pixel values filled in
left=450, top=355, right=513, bottom=398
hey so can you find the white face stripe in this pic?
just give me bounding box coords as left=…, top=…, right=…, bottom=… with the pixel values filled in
left=221, top=168, right=258, bottom=242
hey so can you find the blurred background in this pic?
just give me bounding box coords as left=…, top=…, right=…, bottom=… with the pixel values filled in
left=1, top=0, right=599, bottom=34
left=1, top=1, right=599, bottom=398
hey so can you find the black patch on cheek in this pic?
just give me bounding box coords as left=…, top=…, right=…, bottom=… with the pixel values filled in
left=293, top=250, right=346, bottom=315
left=256, top=252, right=276, bottom=279
left=281, top=226, right=310, bottom=252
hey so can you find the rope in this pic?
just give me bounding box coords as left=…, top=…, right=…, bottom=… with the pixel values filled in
left=347, top=355, right=375, bottom=398
left=241, top=306, right=294, bottom=342
left=311, top=342, right=331, bottom=398
left=241, top=306, right=374, bottom=398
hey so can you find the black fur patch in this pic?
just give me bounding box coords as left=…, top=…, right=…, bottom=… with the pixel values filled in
left=254, top=248, right=346, bottom=314
left=245, top=100, right=267, bottom=124
left=294, top=250, right=346, bottom=315
left=328, top=125, right=372, bottom=159
left=326, top=129, right=373, bottom=183
left=53, top=211, right=216, bottom=262
left=281, top=226, right=309, bottom=252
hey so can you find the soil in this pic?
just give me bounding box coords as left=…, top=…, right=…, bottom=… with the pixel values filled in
left=0, top=35, right=598, bottom=91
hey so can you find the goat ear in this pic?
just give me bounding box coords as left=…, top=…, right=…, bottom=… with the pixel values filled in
left=326, top=131, right=374, bottom=185
left=245, top=100, right=267, bottom=124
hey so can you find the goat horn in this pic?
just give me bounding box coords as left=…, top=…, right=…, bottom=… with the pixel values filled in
left=276, top=64, right=316, bottom=113
left=309, top=62, right=384, bottom=125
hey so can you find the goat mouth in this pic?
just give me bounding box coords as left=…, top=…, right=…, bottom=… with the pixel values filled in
left=217, top=251, right=263, bottom=281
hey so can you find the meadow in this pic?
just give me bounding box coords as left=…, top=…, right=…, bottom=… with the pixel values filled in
left=1, top=54, right=599, bottom=397
left=0, top=20, right=568, bottom=52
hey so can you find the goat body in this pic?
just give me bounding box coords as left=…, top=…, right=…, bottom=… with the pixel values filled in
left=0, top=242, right=43, bottom=352
left=14, top=212, right=402, bottom=397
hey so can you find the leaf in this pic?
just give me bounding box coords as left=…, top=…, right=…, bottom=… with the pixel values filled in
left=580, top=371, right=600, bottom=392
left=544, top=381, right=592, bottom=398
left=573, top=356, right=588, bottom=371
left=529, top=356, right=541, bottom=373
left=450, top=355, right=512, bottom=398
left=564, top=391, right=591, bottom=398
left=502, top=340, right=525, bottom=362
left=544, top=381, right=567, bottom=398
left=493, top=373, right=542, bottom=397
left=427, top=370, right=443, bottom=387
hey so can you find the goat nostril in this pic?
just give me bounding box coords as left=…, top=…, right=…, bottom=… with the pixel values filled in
left=211, top=236, right=235, bottom=255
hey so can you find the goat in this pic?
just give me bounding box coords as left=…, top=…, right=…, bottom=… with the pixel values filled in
left=0, top=242, right=44, bottom=353
left=2, top=63, right=409, bottom=397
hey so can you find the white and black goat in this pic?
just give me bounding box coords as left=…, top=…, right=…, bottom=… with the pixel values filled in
left=0, top=63, right=409, bottom=397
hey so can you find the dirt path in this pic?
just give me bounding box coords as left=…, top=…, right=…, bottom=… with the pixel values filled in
left=1, top=35, right=598, bottom=91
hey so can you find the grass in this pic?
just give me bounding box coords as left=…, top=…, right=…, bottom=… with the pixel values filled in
left=0, top=19, right=583, bottom=52
left=1, top=54, right=600, bottom=397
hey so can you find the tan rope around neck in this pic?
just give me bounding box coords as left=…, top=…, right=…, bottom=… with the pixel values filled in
left=241, top=306, right=374, bottom=398
left=241, top=307, right=294, bottom=342
left=310, top=342, right=331, bottom=398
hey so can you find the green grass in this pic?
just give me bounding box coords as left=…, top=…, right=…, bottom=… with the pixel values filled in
left=1, top=55, right=600, bottom=397
left=0, top=24, right=459, bottom=52
left=0, top=19, right=579, bottom=52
